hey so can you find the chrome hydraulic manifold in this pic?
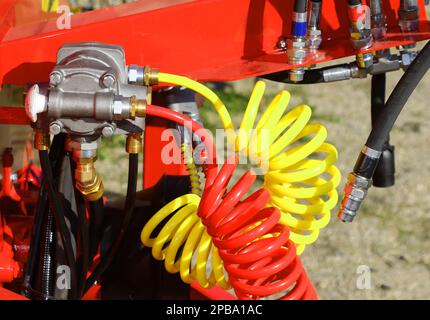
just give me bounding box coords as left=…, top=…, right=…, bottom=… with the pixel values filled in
left=25, top=42, right=149, bottom=200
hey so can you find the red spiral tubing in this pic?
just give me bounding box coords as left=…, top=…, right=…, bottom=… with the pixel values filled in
left=198, top=157, right=317, bottom=300
left=147, top=105, right=317, bottom=300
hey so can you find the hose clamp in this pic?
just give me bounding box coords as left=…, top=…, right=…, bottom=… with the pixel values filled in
left=361, top=146, right=382, bottom=159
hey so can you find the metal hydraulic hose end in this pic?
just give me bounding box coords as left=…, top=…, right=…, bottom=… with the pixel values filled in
left=338, top=172, right=372, bottom=222
left=338, top=146, right=381, bottom=222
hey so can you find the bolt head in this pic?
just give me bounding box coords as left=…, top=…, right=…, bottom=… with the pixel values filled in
left=49, top=122, right=63, bottom=135
left=49, top=72, right=63, bottom=86
left=102, top=125, right=115, bottom=137
left=101, top=74, right=116, bottom=88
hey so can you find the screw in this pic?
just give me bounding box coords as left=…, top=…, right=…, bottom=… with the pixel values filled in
left=49, top=72, right=63, bottom=86
left=49, top=121, right=63, bottom=135
left=102, top=125, right=115, bottom=137
left=101, top=74, right=116, bottom=88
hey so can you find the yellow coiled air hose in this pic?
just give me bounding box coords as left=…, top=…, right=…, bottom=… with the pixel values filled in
left=141, top=194, right=230, bottom=290
left=155, top=73, right=341, bottom=254
left=181, top=143, right=201, bottom=195
left=141, top=73, right=341, bottom=290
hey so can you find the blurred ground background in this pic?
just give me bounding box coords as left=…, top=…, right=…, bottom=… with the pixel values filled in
left=1, top=0, right=430, bottom=299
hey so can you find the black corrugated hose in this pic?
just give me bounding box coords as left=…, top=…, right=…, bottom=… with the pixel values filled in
left=39, top=148, right=78, bottom=299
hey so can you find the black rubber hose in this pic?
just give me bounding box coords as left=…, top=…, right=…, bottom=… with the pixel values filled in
left=39, top=150, right=78, bottom=299
left=69, top=157, right=90, bottom=298
left=22, top=182, right=47, bottom=296
left=348, top=0, right=362, bottom=6
left=371, top=73, right=395, bottom=188
left=366, top=40, right=430, bottom=151
left=22, top=133, right=65, bottom=298
left=294, top=0, right=308, bottom=13
left=371, top=73, right=386, bottom=128
left=88, top=197, right=105, bottom=262
left=83, top=153, right=138, bottom=293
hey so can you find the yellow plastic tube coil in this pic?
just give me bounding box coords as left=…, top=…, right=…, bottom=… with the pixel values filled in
left=141, top=194, right=230, bottom=290
left=155, top=74, right=341, bottom=255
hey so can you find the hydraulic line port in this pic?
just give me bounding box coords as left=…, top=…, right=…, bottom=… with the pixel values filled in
left=73, top=155, right=104, bottom=202
left=126, top=133, right=143, bottom=154
left=348, top=0, right=373, bottom=50
left=286, top=0, right=309, bottom=82
left=68, top=139, right=104, bottom=202
left=307, top=0, right=323, bottom=52
left=398, top=0, right=419, bottom=33
left=370, top=0, right=387, bottom=40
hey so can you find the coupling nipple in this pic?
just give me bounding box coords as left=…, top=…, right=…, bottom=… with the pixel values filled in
left=130, top=96, right=147, bottom=118
left=126, top=132, right=143, bottom=154
left=338, top=172, right=372, bottom=222
left=34, top=129, right=50, bottom=151
left=74, top=156, right=104, bottom=201
left=338, top=145, right=382, bottom=222
left=144, top=66, right=159, bottom=86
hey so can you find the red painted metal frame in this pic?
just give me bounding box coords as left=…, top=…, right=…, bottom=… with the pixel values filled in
left=0, top=0, right=429, bottom=88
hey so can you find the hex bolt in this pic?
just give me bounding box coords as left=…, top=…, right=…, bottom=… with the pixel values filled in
left=49, top=72, right=63, bottom=86
left=101, top=73, right=116, bottom=88
left=49, top=121, right=63, bottom=135
left=102, top=124, right=116, bottom=137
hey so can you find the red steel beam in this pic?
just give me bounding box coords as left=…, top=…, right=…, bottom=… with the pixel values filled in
left=0, top=0, right=429, bottom=87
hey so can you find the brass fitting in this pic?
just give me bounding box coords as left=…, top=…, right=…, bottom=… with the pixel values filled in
left=126, top=133, right=143, bottom=154
left=130, top=96, right=147, bottom=118
left=34, top=129, right=50, bottom=150
left=143, top=66, right=159, bottom=86
left=74, top=156, right=104, bottom=201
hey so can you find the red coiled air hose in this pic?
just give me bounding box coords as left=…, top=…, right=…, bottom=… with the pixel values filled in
left=144, top=105, right=318, bottom=300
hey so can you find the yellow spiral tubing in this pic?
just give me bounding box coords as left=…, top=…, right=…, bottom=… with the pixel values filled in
left=181, top=143, right=202, bottom=195
left=141, top=73, right=341, bottom=289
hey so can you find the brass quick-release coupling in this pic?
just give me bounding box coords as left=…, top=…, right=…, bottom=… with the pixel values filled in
left=34, top=128, right=50, bottom=151
left=130, top=96, right=147, bottom=119
left=128, top=65, right=159, bottom=86
left=126, top=133, right=143, bottom=154
left=74, top=155, right=104, bottom=201
left=143, top=66, right=159, bottom=86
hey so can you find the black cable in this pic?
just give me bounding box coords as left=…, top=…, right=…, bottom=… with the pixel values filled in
left=22, top=133, right=65, bottom=298
left=371, top=73, right=395, bottom=188
left=348, top=0, right=362, bottom=6
left=22, top=182, right=47, bottom=295
left=39, top=149, right=78, bottom=299
left=83, top=153, right=138, bottom=293
left=88, top=197, right=105, bottom=262
left=294, top=0, right=308, bottom=13
left=371, top=73, right=386, bottom=128
left=69, top=157, right=90, bottom=298
left=366, top=40, right=430, bottom=151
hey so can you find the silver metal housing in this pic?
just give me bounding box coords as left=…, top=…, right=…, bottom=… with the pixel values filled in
left=45, top=42, right=147, bottom=137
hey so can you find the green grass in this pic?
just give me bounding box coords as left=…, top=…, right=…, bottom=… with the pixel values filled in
left=99, top=134, right=125, bottom=160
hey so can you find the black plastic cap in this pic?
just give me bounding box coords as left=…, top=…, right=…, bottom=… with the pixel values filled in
left=373, top=145, right=395, bottom=188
